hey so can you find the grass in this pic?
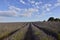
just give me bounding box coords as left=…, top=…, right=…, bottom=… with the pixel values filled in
left=0, top=22, right=59, bottom=40
left=0, top=31, right=9, bottom=38
left=58, top=33, right=60, bottom=40
left=0, top=23, right=27, bottom=40
left=32, top=24, right=57, bottom=40
left=6, top=25, right=28, bottom=40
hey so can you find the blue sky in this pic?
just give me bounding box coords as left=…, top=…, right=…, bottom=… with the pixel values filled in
left=0, top=0, right=60, bottom=22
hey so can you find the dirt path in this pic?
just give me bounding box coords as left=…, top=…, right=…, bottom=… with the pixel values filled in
left=24, top=23, right=36, bottom=40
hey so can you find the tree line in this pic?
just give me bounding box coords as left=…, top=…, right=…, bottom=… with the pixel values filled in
left=48, top=17, right=60, bottom=22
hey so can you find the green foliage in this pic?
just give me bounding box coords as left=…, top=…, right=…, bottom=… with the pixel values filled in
left=54, top=18, right=60, bottom=21
left=48, top=17, right=54, bottom=21
left=58, top=34, right=60, bottom=40
left=48, top=17, right=60, bottom=22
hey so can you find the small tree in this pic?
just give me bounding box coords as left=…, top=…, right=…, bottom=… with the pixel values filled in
left=43, top=20, right=46, bottom=22
left=48, top=17, right=54, bottom=21
left=54, top=18, right=60, bottom=21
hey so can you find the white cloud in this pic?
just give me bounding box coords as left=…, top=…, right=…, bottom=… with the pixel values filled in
left=46, top=8, right=50, bottom=11
left=0, top=5, right=39, bottom=17
left=37, top=0, right=60, bottom=18
left=51, top=0, right=60, bottom=8
left=32, top=1, right=42, bottom=9
left=43, top=4, right=52, bottom=8
left=20, top=0, right=26, bottom=4
left=35, top=12, right=46, bottom=18
left=49, top=0, right=60, bottom=10
left=47, top=4, right=52, bottom=7
left=54, top=0, right=60, bottom=7
left=19, top=8, right=39, bottom=17
left=0, top=6, right=20, bottom=17
left=33, top=2, right=42, bottom=9
left=1, top=0, right=60, bottom=18
left=28, top=0, right=35, bottom=4
left=35, top=3, right=52, bottom=18
left=42, top=4, right=52, bottom=12
left=27, top=0, right=60, bottom=18
left=36, top=6, right=40, bottom=9
left=57, top=0, right=60, bottom=3
left=0, top=11, right=17, bottom=17
left=30, top=1, right=35, bottom=4
left=9, top=6, right=21, bottom=11
left=35, top=2, right=42, bottom=5
left=54, top=3, right=60, bottom=7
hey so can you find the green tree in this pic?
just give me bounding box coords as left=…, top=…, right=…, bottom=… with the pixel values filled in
left=48, top=17, right=54, bottom=21
left=55, top=18, right=60, bottom=21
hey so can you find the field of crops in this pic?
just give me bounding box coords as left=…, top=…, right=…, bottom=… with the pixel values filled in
left=0, top=22, right=60, bottom=40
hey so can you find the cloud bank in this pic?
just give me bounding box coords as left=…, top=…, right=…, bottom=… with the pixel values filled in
left=0, top=6, right=39, bottom=17
left=0, top=0, right=60, bottom=18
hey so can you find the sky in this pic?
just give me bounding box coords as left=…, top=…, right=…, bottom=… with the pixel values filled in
left=0, top=0, right=60, bottom=22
